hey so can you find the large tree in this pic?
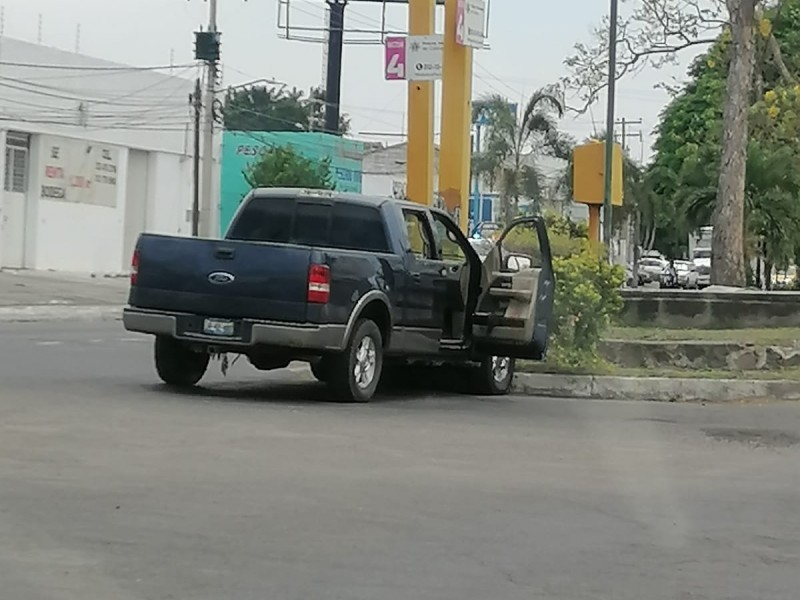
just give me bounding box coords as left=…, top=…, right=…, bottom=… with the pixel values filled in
left=224, top=84, right=350, bottom=134
left=472, top=88, right=572, bottom=222
left=563, top=0, right=791, bottom=287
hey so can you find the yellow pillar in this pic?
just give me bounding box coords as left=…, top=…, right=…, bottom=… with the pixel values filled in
left=588, top=205, right=601, bottom=242
left=405, top=0, right=436, bottom=205
left=438, top=0, right=473, bottom=232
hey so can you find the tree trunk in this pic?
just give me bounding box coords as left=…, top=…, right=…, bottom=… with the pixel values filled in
left=712, top=0, right=758, bottom=287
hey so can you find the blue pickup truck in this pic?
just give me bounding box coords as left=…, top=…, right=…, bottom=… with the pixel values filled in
left=124, top=188, right=555, bottom=402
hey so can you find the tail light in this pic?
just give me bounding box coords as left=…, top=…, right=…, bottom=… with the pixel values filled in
left=131, top=249, right=140, bottom=286
left=307, top=264, right=330, bottom=304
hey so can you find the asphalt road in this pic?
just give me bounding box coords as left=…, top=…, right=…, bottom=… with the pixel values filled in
left=1, top=320, right=799, bottom=600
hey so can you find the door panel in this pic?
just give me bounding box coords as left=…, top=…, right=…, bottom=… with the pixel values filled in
left=398, top=209, right=448, bottom=348
left=472, top=217, right=554, bottom=360
left=429, top=209, right=482, bottom=342
left=1, top=191, right=27, bottom=268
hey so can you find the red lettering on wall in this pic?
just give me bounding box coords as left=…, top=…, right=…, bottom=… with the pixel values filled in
left=45, top=165, right=64, bottom=179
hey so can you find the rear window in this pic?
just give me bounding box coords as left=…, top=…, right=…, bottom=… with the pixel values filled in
left=227, top=196, right=390, bottom=253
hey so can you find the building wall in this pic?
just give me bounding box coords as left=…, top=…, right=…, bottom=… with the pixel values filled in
left=0, top=38, right=210, bottom=274
left=219, top=131, right=364, bottom=235
left=1, top=129, right=194, bottom=273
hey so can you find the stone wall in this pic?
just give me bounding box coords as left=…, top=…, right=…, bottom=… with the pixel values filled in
left=619, top=289, right=800, bottom=329
left=600, top=339, right=800, bottom=370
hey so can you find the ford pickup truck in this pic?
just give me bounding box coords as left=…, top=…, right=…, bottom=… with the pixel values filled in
left=124, top=188, right=555, bottom=402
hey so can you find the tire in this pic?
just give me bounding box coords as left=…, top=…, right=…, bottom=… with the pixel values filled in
left=154, top=336, right=209, bottom=388
left=328, top=319, right=383, bottom=402
left=310, top=358, right=332, bottom=383
left=471, top=355, right=515, bottom=396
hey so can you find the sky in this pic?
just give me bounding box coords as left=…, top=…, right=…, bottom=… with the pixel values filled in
left=2, top=0, right=705, bottom=163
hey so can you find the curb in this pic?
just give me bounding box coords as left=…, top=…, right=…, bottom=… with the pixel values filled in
left=514, top=372, right=800, bottom=403
left=0, top=305, right=124, bottom=323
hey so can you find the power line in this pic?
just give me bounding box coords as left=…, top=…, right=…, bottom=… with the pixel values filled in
left=0, top=59, right=196, bottom=71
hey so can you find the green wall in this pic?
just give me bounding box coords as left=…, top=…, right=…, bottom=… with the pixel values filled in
left=219, top=131, right=364, bottom=235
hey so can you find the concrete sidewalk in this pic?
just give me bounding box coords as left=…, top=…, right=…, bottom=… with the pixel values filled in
left=0, top=270, right=127, bottom=321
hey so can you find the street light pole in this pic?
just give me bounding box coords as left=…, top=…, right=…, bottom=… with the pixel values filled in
left=602, top=0, right=619, bottom=248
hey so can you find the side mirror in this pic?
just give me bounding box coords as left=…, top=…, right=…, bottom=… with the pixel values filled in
left=504, top=253, right=533, bottom=272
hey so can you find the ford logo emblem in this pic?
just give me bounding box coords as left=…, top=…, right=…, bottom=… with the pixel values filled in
left=208, top=271, right=235, bottom=285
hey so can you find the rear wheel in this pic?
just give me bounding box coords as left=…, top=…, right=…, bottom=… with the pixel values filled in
left=471, top=355, right=515, bottom=395
left=154, top=336, right=209, bottom=388
left=328, top=319, right=383, bottom=402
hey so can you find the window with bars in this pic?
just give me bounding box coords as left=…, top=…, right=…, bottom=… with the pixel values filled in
left=4, top=134, right=29, bottom=193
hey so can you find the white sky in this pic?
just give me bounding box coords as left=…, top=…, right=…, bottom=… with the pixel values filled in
left=2, top=0, right=705, bottom=162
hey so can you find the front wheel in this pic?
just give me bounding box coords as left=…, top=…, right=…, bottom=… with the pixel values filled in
left=471, top=355, right=515, bottom=395
left=154, top=336, right=209, bottom=388
left=328, top=319, right=383, bottom=402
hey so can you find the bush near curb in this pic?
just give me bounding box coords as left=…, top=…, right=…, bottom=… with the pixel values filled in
left=501, top=213, right=625, bottom=369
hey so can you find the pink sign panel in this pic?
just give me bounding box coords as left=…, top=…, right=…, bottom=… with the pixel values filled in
left=384, top=36, right=406, bottom=81
left=455, top=0, right=466, bottom=45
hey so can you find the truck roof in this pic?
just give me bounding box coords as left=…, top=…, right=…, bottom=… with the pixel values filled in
left=249, top=187, right=393, bottom=208
left=247, top=187, right=438, bottom=214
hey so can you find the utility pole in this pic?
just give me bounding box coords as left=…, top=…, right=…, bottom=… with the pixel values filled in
left=614, top=116, right=643, bottom=285
left=191, top=78, right=202, bottom=237
left=602, top=0, right=619, bottom=248
left=200, top=0, right=219, bottom=238
left=614, top=117, right=643, bottom=153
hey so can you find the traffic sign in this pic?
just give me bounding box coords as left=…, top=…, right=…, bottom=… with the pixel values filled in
left=407, top=35, right=443, bottom=81
left=384, top=37, right=406, bottom=80
left=384, top=35, right=443, bottom=81
left=455, top=0, right=486, bottom=48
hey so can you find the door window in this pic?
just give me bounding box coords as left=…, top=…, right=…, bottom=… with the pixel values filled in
left=431, top=218, right=466, bottom=262
left=403, top=210, right=435, bottom=259
left=498, top=221, right=543, bottom=272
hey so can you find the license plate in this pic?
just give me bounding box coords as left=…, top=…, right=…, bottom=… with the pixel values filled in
left=203, top=318, right=235, bottom=337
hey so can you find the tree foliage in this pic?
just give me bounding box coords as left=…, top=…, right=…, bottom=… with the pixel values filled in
left=244, top=145, right=335, bottom=190
left=563, top=0, right=780, bottom=287
left=565, top=0, right=800, bottom=286
left=471, top=88, right=573, bottom=223
left=224, top=84, right=350, bottom=134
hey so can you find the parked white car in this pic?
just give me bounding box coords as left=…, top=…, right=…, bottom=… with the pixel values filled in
left=692, top=248, right=711, bottom=288
left=674, top=260, right=699, bottom=289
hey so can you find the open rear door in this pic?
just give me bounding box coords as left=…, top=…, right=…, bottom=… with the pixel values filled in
left=471, top=217, right=555, bottom=360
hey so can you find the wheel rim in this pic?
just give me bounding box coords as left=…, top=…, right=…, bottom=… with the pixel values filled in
left=354, top=336, right=377, bottom=389
left=492, top=356, right=511, bottom=383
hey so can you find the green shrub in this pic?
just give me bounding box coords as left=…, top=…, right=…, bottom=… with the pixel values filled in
left=494, top=215, right=624, bottom=370
left=548, top=242, right=625, bottom=369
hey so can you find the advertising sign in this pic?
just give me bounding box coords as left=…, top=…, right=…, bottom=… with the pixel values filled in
left=384, top=36, right=406, bottom=80
left=407, top=35, right=443, bottom=81
left=40, top=135, right=120, bottom=208
left=456, top=0, right=486, bottom=48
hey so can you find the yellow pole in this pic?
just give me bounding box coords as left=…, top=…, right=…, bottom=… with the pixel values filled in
left=438, top=0, right=473, bottom=232
left=405, top=0, right=436, bottom=205
left=587, top=205, right=601, bottom=242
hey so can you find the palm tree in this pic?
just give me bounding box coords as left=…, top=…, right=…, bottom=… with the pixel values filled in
left=472, top=88, right=570, bottom=222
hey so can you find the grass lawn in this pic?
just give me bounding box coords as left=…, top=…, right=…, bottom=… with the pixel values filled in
left=518, top=361, right=800, bottom=381
left=605, top=326, right=800, bottom=344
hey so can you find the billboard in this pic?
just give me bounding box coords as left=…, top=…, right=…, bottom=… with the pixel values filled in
left=219, top=131, right=365, bottom=235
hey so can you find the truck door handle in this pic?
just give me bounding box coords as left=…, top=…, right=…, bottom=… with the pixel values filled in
left=215, top=247, right=235, bottom=260
left=410, top=272, right=421, bottom=282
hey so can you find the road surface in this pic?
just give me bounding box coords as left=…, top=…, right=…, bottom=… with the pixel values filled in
left=1, top=320, right=799, bottom=600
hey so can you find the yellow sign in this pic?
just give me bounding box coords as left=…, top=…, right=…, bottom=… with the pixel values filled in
left=572, top=141, right=624, bottom=206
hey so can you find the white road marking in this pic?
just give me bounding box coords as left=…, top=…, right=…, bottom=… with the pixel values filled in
left=34, top=341, right=63, bottom=346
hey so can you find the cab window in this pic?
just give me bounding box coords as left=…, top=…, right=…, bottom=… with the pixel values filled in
left=403, top=210, right=434, bottom=259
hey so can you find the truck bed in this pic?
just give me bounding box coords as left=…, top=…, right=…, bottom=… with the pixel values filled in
left=130, top=234, right=313, bottom=322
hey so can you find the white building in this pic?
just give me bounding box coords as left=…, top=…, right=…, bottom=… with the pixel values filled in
left=361, top=142, right=440, bottom=200
left=0, top=37, right=217, bottom=274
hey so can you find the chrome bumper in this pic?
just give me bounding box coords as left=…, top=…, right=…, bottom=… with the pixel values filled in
left=123, top=308, right=347, bottom=351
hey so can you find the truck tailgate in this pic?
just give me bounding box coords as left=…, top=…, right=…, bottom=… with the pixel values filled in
left=130, top=234, right=312, bottom=322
